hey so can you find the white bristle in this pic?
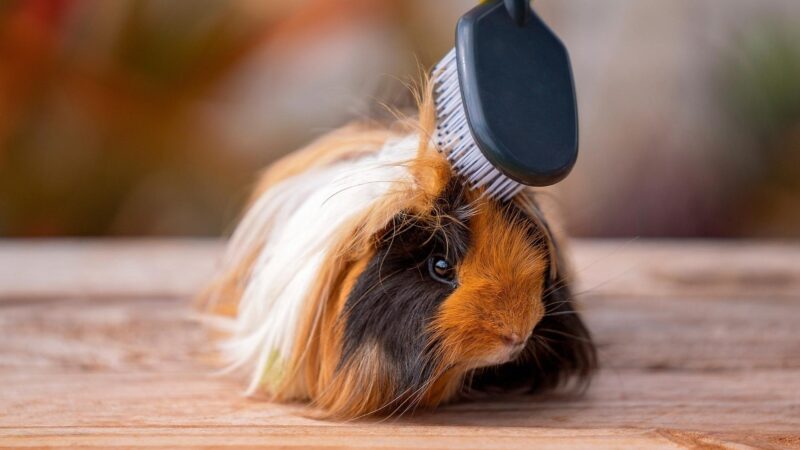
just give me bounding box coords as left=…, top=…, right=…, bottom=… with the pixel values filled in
left=432, top=48, right=524, bottom=202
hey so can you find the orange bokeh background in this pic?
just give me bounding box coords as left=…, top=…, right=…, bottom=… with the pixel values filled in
left=1, top=0, right=798, bottom=237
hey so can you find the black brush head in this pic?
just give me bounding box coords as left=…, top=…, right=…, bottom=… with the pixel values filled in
left=456, top=0, right=579, bottom=186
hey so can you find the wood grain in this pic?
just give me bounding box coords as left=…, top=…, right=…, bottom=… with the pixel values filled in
left=0, top=239, right=799, bottom=448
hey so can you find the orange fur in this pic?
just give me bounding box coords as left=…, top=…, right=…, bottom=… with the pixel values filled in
left=250, top=123, right=400, bottom=202
left=427, top=192, right=548, bottom=402
left=273, top=145, right=455, bottom=418
left=268, top=165, right=550, bottom=418
left=204, top=78, right=581, bottom=419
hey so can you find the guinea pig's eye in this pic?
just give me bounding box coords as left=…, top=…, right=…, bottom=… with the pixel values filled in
left=428, top=255, right=457, bottom=285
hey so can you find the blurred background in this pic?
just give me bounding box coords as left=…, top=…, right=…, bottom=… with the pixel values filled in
left=1, top=0, right=798, bottom=238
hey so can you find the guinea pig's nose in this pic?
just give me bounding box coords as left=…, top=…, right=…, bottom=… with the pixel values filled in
left=500, top=332, right=524, bottom=348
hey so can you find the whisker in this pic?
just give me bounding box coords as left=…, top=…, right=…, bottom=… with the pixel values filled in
left=536, top=327, right=593, bottom=343
left=533, top=335, right=568, bottom=366
left=542, top=310, right=581, bottom=318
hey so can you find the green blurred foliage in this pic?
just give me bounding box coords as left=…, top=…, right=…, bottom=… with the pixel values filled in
left=719, top=21, right=800, bottom=236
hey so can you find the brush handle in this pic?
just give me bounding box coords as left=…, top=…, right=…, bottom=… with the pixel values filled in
left=504, top=0, right=531, bottom=26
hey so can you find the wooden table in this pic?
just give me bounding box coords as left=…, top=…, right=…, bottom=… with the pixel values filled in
left=1, top=239, right=798, bottom=448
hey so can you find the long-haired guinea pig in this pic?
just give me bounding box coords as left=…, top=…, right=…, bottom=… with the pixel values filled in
left=202, top=82, right=596, bottom=419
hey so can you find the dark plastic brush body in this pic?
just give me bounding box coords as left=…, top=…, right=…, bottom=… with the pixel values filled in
left=432, top=0, right=579, bottom=200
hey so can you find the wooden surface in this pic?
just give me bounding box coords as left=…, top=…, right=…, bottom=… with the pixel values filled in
left=0, top=239, right=799, bottom=448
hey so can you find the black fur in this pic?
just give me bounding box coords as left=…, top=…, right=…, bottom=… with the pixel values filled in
left=339, top=181, right=470, bottom=392
left=339, top=181, right=596, bottom=397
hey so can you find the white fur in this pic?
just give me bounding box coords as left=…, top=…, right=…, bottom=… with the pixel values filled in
left=218, top=135, right=419, bottom=394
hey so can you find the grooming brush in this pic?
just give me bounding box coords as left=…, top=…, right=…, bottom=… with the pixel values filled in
left=432, top=0, right=579, bottom=201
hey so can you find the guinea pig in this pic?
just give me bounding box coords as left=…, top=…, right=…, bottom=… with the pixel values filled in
left=203, top=82, right=596, bottom=419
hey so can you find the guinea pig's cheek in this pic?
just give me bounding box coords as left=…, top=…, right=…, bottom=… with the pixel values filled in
left=429, top=292, right=482, bottom=360
left=430, top=294, right=503, bottom=368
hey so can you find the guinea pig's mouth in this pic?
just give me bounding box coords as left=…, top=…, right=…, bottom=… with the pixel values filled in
left=468, top=338, right=528, bottom=370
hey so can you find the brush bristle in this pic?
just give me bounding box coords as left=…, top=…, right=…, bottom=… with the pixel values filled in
left=431, top=49, right=524, bottom=202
